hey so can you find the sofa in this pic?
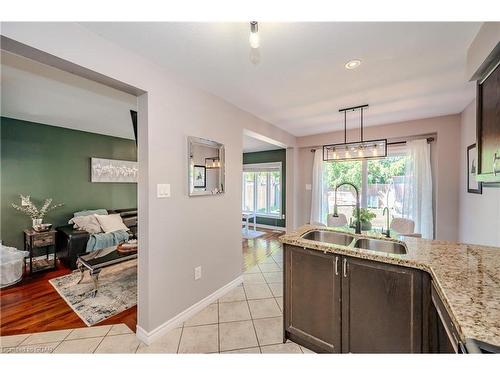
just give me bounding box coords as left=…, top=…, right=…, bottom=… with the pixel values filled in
left=56, top=208, right=137, bottom=269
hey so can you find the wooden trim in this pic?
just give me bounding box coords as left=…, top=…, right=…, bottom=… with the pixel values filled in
left=476, top=81, right=484, bottom=175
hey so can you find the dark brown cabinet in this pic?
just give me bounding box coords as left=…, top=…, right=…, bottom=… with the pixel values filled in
left=476, top=60, right=500, bottom=183
left=341, top=256, right=423, bottom=353
left=428, top=282, right=464, bottom=353
left=283, top=245, right=426, bottom=353
left=284, top=246, right=341, bottom=353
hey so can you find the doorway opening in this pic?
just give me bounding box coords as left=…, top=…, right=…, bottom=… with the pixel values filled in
left=0, top=42, right=146, bottom=336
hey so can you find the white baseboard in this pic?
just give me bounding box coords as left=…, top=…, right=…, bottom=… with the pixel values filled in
left=136, top=275, right=243, bottom=345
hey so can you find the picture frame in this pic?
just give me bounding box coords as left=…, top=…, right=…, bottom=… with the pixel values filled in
left=193, top=165, right=207, bottom=188
left=90, top=157, right=138, bottom=183
left=467, top=144, right=482, bottom=194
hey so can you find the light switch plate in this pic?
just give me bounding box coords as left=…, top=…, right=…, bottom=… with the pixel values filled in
left=305, top=184, right=312, bottom=191
left=157, top=184, right=171, bottom=198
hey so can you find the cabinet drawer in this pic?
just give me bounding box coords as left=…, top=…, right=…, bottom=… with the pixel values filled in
left=33, top=234, right=55, bottom=247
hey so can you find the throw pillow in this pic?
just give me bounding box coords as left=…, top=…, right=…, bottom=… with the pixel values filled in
left=74, top=209, right=108, bottom=217
left=69, top=215, right=103, bottom=234
left=94, top=213, right=129, bottom=233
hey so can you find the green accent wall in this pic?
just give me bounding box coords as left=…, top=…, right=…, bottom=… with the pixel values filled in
left=1, top=117, right=137, bottom=250
left=243, top=149, right=286, bottom=228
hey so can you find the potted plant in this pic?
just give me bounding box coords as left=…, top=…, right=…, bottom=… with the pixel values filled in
left=351, top=207, right=376, bottom=231
left=11, top=194, right=64, bottom=230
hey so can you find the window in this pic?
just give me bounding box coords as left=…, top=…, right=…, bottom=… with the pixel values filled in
left=242, top=172, right=255, bottom=212
left=323, top=151, right=408, bottom=228
left=242, top=163, right=282, bottom=217
left=366, top=155, right=408, bottom=228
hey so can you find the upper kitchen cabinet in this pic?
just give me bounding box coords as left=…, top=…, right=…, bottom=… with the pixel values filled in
left=476, top=55, right=500, bottom=183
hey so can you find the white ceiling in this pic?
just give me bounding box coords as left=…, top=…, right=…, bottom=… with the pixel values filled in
left=1, top=51, right=137, bottom=139
left=80, top=22, right=481, bottom=137
left=243, top=134, right=283, bottom=153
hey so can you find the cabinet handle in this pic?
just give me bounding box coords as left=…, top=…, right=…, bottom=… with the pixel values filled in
left=343, top=258, right=347, bottom=278
left=494, top=152, right=499, bottom=176
left=335, top=256, right=339, bottom=275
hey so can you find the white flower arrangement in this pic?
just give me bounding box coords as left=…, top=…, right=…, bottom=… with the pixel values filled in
left=11, top=194, right=64, bottom=220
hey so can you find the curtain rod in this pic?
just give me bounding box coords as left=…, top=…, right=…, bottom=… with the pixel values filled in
left=309, top=136, right=435, bottom=152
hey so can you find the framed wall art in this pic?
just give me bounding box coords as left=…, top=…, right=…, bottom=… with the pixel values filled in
left=467, top=144, right=482, bottom=194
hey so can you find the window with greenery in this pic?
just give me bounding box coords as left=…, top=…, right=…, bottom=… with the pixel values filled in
left=324, top=153, right=408, bottom=228
left=242, top=163, right=281, bottom=217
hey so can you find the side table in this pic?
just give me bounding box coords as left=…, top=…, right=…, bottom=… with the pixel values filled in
left=24, top=229, right=57, bottom=274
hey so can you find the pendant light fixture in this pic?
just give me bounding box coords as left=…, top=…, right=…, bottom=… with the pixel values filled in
left=249, top=21, right=259, bottom=49
left=323, top=104, right=387, bottom=162
left=205, top=156, right=220, bottom=169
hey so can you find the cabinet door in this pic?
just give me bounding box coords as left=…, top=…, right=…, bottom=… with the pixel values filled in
left=477, top=62, right=500, bottom=180
left=341, top=256, right=423, bottom=353
left=428, top=282, right=462, bottom=353
left=284, top=245, right=341, bottom=353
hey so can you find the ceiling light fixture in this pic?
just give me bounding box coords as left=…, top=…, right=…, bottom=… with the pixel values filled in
left=345, top=59, right=361, bottom=70
left=323, top=104, right=387, bottom=162
left=249, top=21, right=259, bottom=49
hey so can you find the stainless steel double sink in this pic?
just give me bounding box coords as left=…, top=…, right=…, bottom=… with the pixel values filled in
left=301, top=230, right=407, bottom=255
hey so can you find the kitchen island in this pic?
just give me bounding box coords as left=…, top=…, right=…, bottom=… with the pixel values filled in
left=279, top=225, right=500, bottom=353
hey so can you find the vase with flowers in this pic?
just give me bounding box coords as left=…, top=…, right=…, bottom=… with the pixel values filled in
left=11, top=194, right=64, bottom=231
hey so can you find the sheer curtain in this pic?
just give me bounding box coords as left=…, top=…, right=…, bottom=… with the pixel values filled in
left=402, top=139, right=434, bottom=239
left=310, top=149, right=327, bottom=225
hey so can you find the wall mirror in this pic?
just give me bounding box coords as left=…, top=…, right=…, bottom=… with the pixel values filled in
left=188, top=136, right=225, bottom=196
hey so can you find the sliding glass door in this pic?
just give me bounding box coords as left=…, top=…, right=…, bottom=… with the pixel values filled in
left=323, top=151, right=407, bottom=229
left=242, top=163, right=282, bottom=218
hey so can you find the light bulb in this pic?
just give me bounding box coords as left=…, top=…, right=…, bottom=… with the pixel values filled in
left=249, top=32, right=259, bottom=49
left=249, top=21, right=259, bottom=49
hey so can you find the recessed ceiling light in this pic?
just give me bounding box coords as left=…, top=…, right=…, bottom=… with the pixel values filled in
left=345, top=59, right=361, bottom=70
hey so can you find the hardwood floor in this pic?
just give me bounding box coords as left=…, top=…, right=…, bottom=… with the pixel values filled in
left=0, top=260, right=137, bottom=336
left=1, top=227, right=284, bottom=337
left=242, top=228, right=284, bottom=270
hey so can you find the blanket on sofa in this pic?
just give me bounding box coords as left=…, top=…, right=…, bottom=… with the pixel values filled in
left=86, top=230, right=130, bottom=252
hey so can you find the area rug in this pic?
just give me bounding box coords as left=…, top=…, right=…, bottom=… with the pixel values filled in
left=49, top=259, right=137, bottom=326
left=242, top=228, right=266, bottom=239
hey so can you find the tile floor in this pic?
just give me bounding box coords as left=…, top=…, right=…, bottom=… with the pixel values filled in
left=1, top=246, right=313, bottom=354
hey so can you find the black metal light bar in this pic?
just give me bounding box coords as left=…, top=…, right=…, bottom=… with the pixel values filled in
left=323, top=104, right=388, bottom=162
left=338, top=104, right=369, bottom=113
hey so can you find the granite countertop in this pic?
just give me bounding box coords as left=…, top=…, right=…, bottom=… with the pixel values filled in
left=279, top=225, right=500, bottom=347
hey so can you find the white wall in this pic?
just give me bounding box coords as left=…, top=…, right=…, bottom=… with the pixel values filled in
left=458, top=100, right=500, bottom=246
left=0, top=23, right=296, bottom=335
left=466, top=22, right=500, bottom=79
left=1, top=50, right=137, bottom=139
